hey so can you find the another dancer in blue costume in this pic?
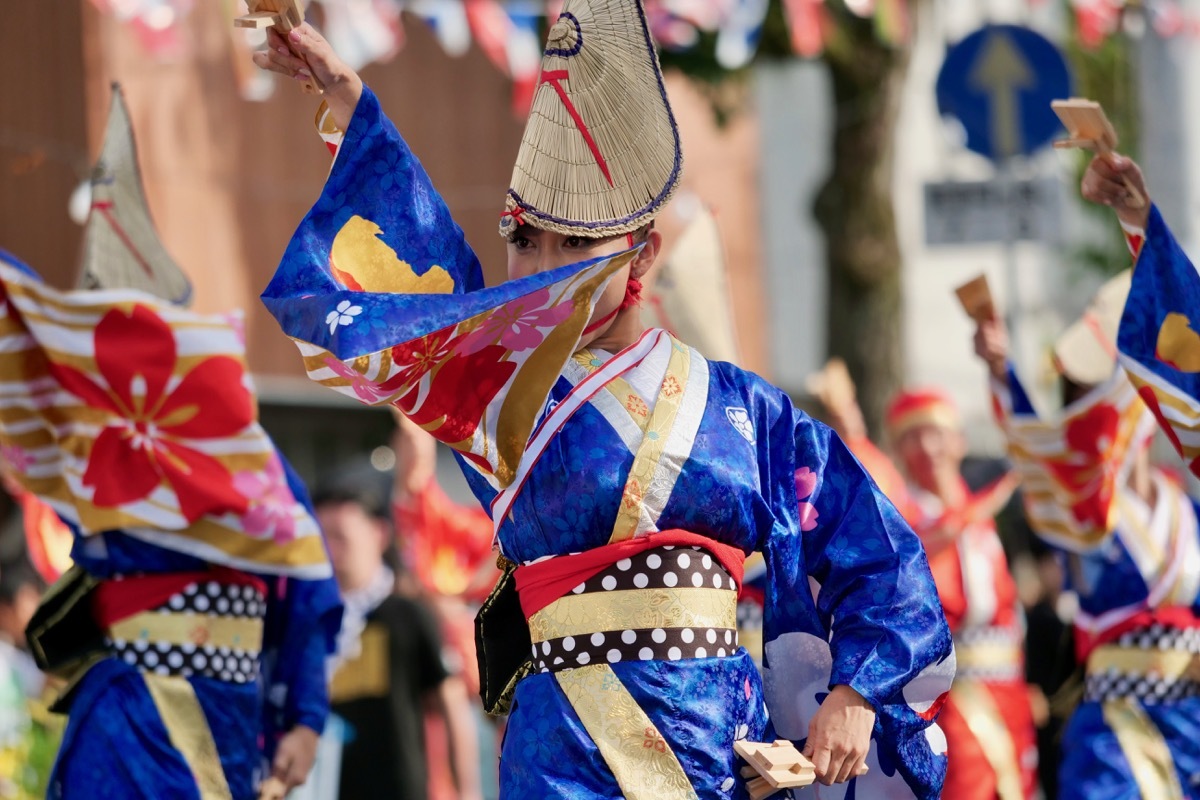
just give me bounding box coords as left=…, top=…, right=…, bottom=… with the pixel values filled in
left=255, top=2, right=954, bottom=797
left=0, top=89, right=341, bottom=800
left=971, top=153, right=1200, bottom=799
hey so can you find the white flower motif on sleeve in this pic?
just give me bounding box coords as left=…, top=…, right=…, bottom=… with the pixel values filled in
left=326, top=300, right=363, bottom=334
left=725, top=407, right=755, bottom=443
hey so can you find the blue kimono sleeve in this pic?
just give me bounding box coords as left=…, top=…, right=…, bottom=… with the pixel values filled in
left=261, top=458, right=343, bottom=750
left=1117, top=205, right=1200, bottom=478
left=758, top=409, right=953, bottom=798
left=772, top=412, right=951, bottom=707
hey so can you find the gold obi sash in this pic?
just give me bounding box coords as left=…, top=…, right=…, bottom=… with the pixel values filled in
left=1086, top=642, right=1200, bottom=704
left=109, top=611, right=264, bottom=655
left=948, top=626, right=1028, bottom=800
left=513, top=539, right=745, bottom=800
left=1083, top=633, right=1200, bottom=800
left=526, top=543, right=739, bottom=674
left=954, top=629, right=1024, bottom=682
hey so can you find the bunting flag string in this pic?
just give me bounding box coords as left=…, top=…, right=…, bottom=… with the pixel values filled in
left=86, top=0, right=1200, bottom=102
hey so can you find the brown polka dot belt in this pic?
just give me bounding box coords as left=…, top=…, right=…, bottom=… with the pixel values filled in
left=106, top=579, right=266, bottom=684
left=527, top=544, right=739, bottom=674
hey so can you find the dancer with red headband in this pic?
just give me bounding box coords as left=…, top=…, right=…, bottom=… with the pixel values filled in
left=817, top=374, right=1037, bottom=800
left=971, top=153, right=1200, bottom=799
left=257, top=2, right=954, bottom=796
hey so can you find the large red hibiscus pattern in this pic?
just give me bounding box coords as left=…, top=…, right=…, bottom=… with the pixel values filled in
left=1046, top=402, right=1121, bottom=528
left=49, top=305, right=255, bottom=523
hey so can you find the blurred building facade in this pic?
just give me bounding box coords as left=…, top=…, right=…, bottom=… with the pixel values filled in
left=0, top=1, right=767, bottom=488
left=4, top=1, right=1199, bottom=480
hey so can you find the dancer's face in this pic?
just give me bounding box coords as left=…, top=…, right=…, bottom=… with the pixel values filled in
left=505, top=226, right=634, bottom=280
left=505, top=225, right=661, bottom=349
left=895, top=423, right=966, bottom=490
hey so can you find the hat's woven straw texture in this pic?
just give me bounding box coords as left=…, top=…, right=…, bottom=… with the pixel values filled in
left=501, top=0, right=683, bottom=238
left=79, top=87, right=193, bottom=305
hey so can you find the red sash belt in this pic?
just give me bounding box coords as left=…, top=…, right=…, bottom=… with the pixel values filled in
left=1076, top=606, right=1200, bottom=663
left=92, top=568, right=267, bottom=628
left=514, top=529, right=746, bottom=619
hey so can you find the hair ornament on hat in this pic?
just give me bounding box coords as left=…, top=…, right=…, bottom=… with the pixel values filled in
left=885, top=388, right=961, bottom=441
left=500, top=0, right=684, bottom=238
left=499, top=204, right=527, bottom=237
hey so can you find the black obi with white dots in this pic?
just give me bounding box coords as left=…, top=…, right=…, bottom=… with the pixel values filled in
left=106, top=579, right=266, bottom=684
left=530, top=544, right=739, bottom=674
left=1084, top=624, right=1200, bottom=704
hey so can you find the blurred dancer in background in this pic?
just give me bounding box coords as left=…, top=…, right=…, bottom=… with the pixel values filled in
left=816, top=367, right=1037, bottom=800
left=972, top=152, right=1200, bottom=799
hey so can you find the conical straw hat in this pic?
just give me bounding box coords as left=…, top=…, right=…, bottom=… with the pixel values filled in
left=1052, top=270, right=1131, bottom=387
left=500, top=0, right=683, bottom=238
left=78, top=85, right=193, bottom=305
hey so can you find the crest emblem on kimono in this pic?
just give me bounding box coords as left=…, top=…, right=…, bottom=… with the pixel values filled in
left=725, top=407, right=755, bottom=443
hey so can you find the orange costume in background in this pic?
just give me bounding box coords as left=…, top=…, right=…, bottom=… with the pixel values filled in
left=393, top=479, right=497, bottom=800
left=845, top=389, right=1037, bottom=800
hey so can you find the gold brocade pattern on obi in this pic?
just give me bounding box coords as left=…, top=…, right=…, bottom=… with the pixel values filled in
left=109, top=611, right=263, bottom=654
left=555, top=664, right=699, bottom=800
left=527, top=587, right=737, bottom=644
left=955, top=641, right=1023, bottom=673
left=1087, top=645, right=1200, bottom=680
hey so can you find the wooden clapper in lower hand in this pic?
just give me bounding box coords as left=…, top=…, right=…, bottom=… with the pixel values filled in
left=1051, top=98, right=1144, bottom=209
left=735, top=738, right=873, bottom=799
left=234, top=0, right=324, bottom=94
left=257, top=777, right=287, bottom=800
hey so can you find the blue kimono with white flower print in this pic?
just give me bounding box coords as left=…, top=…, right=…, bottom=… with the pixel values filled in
left=264, top=85, right=954, bottom=800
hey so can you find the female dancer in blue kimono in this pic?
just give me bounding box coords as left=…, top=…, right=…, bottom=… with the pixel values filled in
left=971, top=153, right=1200, bottom=799
left=0, top=90, right=341, bottom=800
left=255, top=3, right=953, bottom=797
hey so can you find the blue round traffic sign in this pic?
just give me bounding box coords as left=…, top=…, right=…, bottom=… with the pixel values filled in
left=936, top=24, right=1073, bottom=162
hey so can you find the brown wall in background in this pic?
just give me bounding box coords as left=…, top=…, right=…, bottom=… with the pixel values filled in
left=3, top=2, right=768, bottom=400
left=0, top=2, right=89, bottom=288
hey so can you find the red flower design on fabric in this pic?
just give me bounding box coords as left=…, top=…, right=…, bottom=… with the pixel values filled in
left=1052, top=402, right=1121, bottom=527
left=233, top=453, right=297, bottom=544
left=1069, top=488, right=1112, bottom=530
left=386, top=325, right=459, bottom=392
left=456, top=288, right=574, bottom=354
left=1064, top=403, right=1120, bottom=457
left=1044, top=456, right=1110, bottom=528
left=322, top=356, right=391, bottom=403
left=622, top=480, right=644, bottom=511
left=795, top=467, right=819, bottom=532
left=49, top=305, right=253, bottom=523
left=399, top=344, right=516, bottom=444
left=626, top=395, right=649, bottom=418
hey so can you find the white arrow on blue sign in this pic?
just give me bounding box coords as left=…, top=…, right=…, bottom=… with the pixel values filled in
left=936, top=24, right=1073, bottom=162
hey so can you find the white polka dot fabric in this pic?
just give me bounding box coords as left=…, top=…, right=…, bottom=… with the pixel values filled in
left=532, top=546, right=738, bottom=673
left=107, top=580, right=265, bottom=684
left=1084, top=624, right=1200, bottom=704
